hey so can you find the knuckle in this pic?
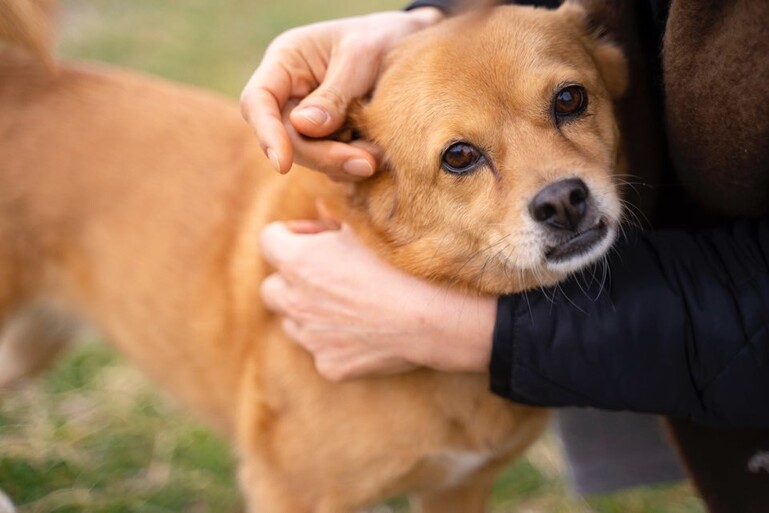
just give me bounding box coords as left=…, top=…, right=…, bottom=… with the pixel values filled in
left=283, top=292, right=310, bottom=321
left=268, top=28, right=301, bottom=50
left=280, top=252, right=311, bottom=283
left=314, top=85, right=348, bottom=114
left=281, top=316, right=302, bottom=342
left=338, top=31, right=381, bottom=58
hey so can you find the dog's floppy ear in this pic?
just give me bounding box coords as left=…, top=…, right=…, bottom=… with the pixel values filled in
left=558, top=0, right=628, bottom=99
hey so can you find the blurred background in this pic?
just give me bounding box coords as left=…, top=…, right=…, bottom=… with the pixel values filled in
left=0, top=1, right=706, bottom=511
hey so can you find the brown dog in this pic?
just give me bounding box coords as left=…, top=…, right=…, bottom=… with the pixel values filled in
left=0, top=2, right=627, bottom=511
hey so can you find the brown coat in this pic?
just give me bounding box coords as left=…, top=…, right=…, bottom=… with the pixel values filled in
left=664, top=0, right=769, bottom=217
left=582, top=2, right=769, bottom=512
left=581, top=0, right=769, bottom=220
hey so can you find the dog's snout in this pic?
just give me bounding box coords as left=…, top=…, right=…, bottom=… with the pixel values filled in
left=529, top=178, right=590, bottom=231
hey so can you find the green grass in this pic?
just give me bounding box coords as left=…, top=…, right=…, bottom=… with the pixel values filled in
left=1, top=343, right=705, bottom=512
left=1, top=343, right=238, bottom=513
left=1, top=1, right=707, bottom=511
left=56, top=0, right=406, bottom=98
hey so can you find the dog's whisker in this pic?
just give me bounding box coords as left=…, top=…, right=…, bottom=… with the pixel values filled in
left=618, top=200, right=649, bottom=230
left=597, top=254, right=610, bottom=300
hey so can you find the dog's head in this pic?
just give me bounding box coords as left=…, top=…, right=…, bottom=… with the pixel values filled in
left=349, top=3, right=627, bottom=295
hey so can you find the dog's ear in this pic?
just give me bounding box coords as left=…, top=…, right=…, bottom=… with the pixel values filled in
left=558, top=1, right=628, bottom=99
left=331, top=98, right=368, bottom=143
left=590, top=38, right=628, bottom=99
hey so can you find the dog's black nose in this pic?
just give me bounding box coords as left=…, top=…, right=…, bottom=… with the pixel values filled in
left=529, top=178, right=590, bottom=231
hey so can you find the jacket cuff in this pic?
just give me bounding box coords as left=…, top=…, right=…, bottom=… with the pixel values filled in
left=489, top=294, right=521, bottom=398
left=404, top=1, right=452, bottom=13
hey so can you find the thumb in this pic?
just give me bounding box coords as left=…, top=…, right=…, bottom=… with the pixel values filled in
left=290, top=51, right=379, bottom=139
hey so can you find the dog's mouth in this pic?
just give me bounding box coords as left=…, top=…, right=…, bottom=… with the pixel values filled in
left=545, top=219, right=609, bottom=264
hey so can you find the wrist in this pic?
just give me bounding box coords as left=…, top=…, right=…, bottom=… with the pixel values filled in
left=404, top=284, right=495, bottom=373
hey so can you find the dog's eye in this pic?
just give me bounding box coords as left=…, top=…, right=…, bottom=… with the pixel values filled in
left=553, top=85, right=588, bottom=122
left=441, top=142, right=484, bottom=175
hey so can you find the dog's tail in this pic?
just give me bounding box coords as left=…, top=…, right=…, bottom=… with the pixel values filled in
left=0, top=0, right=57, bottom=70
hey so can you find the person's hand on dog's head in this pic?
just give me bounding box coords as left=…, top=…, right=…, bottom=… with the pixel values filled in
left=279, top=99, right=384, bottom=182
left=240, top=8, right=444, bottom=180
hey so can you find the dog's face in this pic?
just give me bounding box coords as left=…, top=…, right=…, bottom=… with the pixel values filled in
left=351, top=3, right=628, bottom=295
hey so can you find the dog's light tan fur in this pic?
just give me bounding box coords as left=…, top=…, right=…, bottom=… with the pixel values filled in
left=0, top=3, right=626, bottom=511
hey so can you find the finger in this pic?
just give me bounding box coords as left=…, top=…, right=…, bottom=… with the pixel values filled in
left=285, top=219, right=338, bottom=234
left=314, top=200, right=342, bottom=229
left=241, top=85, right=293, bottom=173
left=241, top=34, right=325, bottom=173
left=260, top=222, right=299, bottom=269
left=294, top=139, right=376, bottom=181
left=315, top=357, right=353, bottom=383
left=349, top=139, right=384, bottom=163
left=286, top=120, right=376, bottom=181
left=260, top=273, right=290, bottom=314
left=289, top=46, right=380, bottom=139
left=281, top=317, right=307, bottom=349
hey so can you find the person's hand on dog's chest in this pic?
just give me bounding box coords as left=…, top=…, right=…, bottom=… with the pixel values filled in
left=259, top=220, right=495, bottom=381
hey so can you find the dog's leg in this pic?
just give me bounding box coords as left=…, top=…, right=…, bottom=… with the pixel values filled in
left=410, top=469, right=499, bottom=513
left=0, top=305, right=79, bottom=389
left=238, top=461, right=315, bottom=513
left=239, top=459, right=370, bottom=513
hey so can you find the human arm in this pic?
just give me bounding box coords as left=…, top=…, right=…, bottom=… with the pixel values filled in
left=492, top=218, right=769, bottom=428
left=260, top=217, right=769, bottom=427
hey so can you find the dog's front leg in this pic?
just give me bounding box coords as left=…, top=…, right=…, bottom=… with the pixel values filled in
left=410, top=465, right=501, bottom=513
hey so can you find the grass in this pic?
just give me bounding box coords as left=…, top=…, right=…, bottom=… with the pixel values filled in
left=1, top=343, right=237, bottom=513
left=56, top=0, right=406, bottom=98
left=1, top=343, right=705, bottom=513
left=1, top=1, right=707, bottom=511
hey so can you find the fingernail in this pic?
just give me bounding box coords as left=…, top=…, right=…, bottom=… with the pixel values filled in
left=266, top=148, right=281, bottom=172
left=296, top=106, right=329, bottom=127
left=342, top=158, right=374, bottom=177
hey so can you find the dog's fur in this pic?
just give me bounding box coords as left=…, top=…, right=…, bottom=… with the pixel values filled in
left=0, top=2, right=628, bottom=511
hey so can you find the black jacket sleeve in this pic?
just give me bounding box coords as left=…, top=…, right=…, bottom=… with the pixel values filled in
left=406, top=0, right=561, bottom=14
left=490, top=218, right=769, bottom=427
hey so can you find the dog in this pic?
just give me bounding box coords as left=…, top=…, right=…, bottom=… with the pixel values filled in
left=0, top=1, right=627, bottom=511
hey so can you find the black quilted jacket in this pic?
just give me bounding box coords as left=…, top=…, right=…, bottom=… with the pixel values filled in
left=407, top=0, right=769, bottom=428
left=491, top=222, right=769, bottom=427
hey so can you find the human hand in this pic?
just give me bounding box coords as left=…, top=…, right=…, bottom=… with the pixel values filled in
left=259, top=220, right=496, bottom=381
left=240, top=8, right=444, bottom=181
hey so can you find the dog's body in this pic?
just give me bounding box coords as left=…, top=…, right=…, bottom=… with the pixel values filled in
left=0, top=3, right=627, bottom=511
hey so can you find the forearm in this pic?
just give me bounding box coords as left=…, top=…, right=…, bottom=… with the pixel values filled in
left=491, top=218, right=769, bottom=427
left=401, top=286, right=496, bottom=373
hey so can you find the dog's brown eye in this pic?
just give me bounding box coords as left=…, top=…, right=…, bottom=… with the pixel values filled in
left=441, top=142, right=484, bottom=175
left=554, top=85, right=588, bottom=122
